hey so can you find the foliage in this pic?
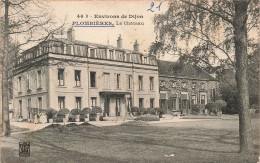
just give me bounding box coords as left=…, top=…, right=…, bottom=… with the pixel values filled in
left=71, top=108, right=82, bottom=115
left=68, top=115, right=76, bottom=122
left=205, top=102, right=224, bottom=115
left=55, top=115, right=64, bottom=123
left=215, top=100, right=227, bottom=110
left=134, top=115, right=160, bottom=121
left=92, top=106, right=102, bottom=114
left=139, top=107, right=147, bottom=113
left=121, top=120, right=149, bottom=126
left=81, top=107, right=92, bottom=115
left=57, top=108, right=70, bottom=116
left=131, top=107, right=139, bottom=113
left=147, top=108, right=156, bottom=115
left=191, top=104, right=204, bottom=115
left=46, top=108, right=57, bottom=119
left=155, top=107, right=166, bottom=114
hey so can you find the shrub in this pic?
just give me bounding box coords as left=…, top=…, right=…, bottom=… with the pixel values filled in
left=92, top=106, right=102, bottom=114
left=191, top=104, right=204, bottom=114
left=68, top=115, right=76, bottom=122
left=71, top=108, right=82, bottom=115
left=131, top=107, right=139, bottom=113
left=55, top=115, right=64, bottom=123
left=46, top=108, right=57, bottom=119
left=155, top=107, right=166, bottom=114
left=134, top=114, right=160, bottom=121
left=139, top=107, right=147, bottom=113
left=57, top=108, right=70, bottom=116
left=147, top=108, right=156, bottom=115
left=206, top=103, right=222, bottom=115
left=215, top=100, right=227, bottom=111
left=81, top=107, right=92, bottom=115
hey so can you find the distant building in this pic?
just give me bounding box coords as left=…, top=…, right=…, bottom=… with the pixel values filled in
left=158, top=60, right=218, bottom=114
left=12, top=28, right=159, bottom=121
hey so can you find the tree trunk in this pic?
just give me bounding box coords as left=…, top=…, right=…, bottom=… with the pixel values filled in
left=233, top=0, right=252, bottom=154
left=2, top=0, right=10, bottom=136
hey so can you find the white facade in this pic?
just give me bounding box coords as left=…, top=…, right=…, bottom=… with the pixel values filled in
left=12, top=34, right=159, bottom=120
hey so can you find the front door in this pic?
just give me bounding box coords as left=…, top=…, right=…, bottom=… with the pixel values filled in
left=105, top=97, right=110, bottom=116
left=182, top=100, right=188, bottom=114
left=115, top=98, right=121, bottom=116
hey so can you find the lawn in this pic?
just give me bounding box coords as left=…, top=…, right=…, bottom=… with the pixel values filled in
left=1, top=114, right=259, bottom=163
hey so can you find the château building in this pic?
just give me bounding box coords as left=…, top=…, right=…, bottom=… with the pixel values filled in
left=12, top=28, right=159, bottom=120
left=158, top=60, right=218, bottom=114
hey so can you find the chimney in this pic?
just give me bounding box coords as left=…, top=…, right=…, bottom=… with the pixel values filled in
left=133, top=40, right=139, bottom=52
left=117, top=34, right=122, bottom=48
left=67, top=28, right=75, bottom=41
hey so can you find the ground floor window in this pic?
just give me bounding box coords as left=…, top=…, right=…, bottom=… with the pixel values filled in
left=127, top=98, right=132, bottom=112
left=91, top=97, right=97, bottom=108
left=58, top=96, right=65, bottom=109
left=191, top=95, right=196, bottom=105
left=76, top=97, right=82, bottom=109
left=171, top=98, right=177, bottom=110
left=150, top=98, right=154, bottom=108
left=38, top=97, right=42, bottom=110
left=116, top=98, right=121, bottom=116
left=139, top=98, right=144, bottom=108
left=19, top=100, right=22, bottom=116
left=201, top=95, right=205, bottom=105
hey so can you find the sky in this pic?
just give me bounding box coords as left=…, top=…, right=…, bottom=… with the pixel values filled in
left=48, top=1, right=170, bottom=56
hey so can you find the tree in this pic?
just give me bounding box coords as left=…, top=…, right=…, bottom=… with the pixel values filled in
left=1, top=0, right=65, bottom=136
left=151, top=0, right=259, bottom=153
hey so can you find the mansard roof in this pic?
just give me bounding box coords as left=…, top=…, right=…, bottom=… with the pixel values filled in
left=158, top=60, right=217, bottom=81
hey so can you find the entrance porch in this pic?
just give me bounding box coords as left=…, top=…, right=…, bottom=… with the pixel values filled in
left=99, top=91, right=131, bottom=117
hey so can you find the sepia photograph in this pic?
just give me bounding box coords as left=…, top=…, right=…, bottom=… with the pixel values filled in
left=0, top=0, right=259, bottom=162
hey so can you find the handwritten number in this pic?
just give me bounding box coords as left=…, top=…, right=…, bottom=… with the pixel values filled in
left=156, top=2, right=162, bottom=11
left=147, top=2, right=155, bottom=12
left=147, top=2, right=162, bottom=12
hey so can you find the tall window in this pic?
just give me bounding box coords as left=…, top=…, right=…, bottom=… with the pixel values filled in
left=66, top=45, right=72, bottom=55
left=139, top=98, right=144, bottom=107
left=150, top=98, right=154, bottom=108
left=201, top=95, right=205, bottom=105
left=104, top=73, right=110, bottom=88
left=116, top=73, right=120, bottom=89
left=149, top=77, right=154, bottom=90
left=109, top=50, right=114, bottom=60
left=37, top=70, right=42, bottom=88
left=27, top=99, right=31, bottom=109
left=90, top=49, right=95, bottom=58
left=38, top=97, right=42, bottom=109
left=127, top=98, right=132, bottom=112
left=75, top=70, right=81, bottom=87
left=27, top=73, right=31, bottom=90
left=127, top=75, right=133, bottom=89
left=18, top=76, right=22, bottom=92
left=76, top=97, right=82, bottom=109
left=126, top=54, right=131, bottom=62
left=144, top=57, right=147, bottom=64
left=19, top=100, right=22, bottom=116
left=91, top=97, right=97, bottom=108
left=171, top=98, right=176, bottom=110
left=90, top=72, right=96, bottom=87
left=58, top=96, right=65, bottom=109
left=191, top=95, right=196, bottom=105
left=58, top=69, right=64, bottom=86
left=138, top=76, right=143, bottom=90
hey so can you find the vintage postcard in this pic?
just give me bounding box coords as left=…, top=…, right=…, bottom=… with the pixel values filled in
left=0, top=0, right=259, bottom=162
